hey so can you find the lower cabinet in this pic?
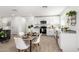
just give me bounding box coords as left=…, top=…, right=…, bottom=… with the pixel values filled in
left=59, top=32, right=77, bottom=52
left=47, top=29, right=55, bottom=36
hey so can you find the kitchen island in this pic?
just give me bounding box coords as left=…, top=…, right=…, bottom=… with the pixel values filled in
left=58, top=30, right=78, bottom=52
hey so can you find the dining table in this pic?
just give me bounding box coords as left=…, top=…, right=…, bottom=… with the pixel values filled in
left=23, top=35, right=37, bottom=52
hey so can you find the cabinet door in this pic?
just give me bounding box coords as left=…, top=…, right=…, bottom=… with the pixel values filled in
left=47, top=29, right=55, bottom=36
left=60, top=33, right=77, bottom=52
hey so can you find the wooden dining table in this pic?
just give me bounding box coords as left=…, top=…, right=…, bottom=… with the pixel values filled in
left=23, top=36, right=36, bottom=52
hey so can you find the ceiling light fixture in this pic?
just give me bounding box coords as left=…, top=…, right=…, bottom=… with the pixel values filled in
left=12, top=9, right=17, bottom=12
left=42, top=6, right=48, bottom=8
left=11, top=9, right=18, bottom=17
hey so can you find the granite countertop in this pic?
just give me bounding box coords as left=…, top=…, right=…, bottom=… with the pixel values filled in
left=62, top=30, right=76, bottom=33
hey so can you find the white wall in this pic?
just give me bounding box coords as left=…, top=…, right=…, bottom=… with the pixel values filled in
left=0, top=17, right=11, bottom=29
left=60, top=7, right=79, bottom=30
left=24, top=16, right=34, bottom=33
left=11, top=16, right=27, bottom=34
left=0, top=17, right=2, bottom=28
left=60, top=7, right=79, bottom=49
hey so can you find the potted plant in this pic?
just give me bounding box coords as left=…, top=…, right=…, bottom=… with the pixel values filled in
left=0, top=31, right=6, bottom=38
left=66, top=10, right=77, bottom=25
left=66, top=10, right=76, bottom=16
left=66, top=11, right=76, bottom=18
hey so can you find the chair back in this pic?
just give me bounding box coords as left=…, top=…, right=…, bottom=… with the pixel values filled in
left=36, top=34, right=42, bottom=43
left=14, top=37, right=27, bottom=50
left=19, top=32, right=24, bottom=37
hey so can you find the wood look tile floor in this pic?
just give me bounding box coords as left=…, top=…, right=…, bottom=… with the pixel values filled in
left=0, top=35, right=61, bottom=52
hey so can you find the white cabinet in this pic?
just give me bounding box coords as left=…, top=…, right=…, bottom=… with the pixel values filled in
left=47, top=29, right=55, bottom=36
left=34, top=17, right=40, bottom=25
left=32, top=28, right=40, bottom=33
left=59, top=32, right=77, bottom=52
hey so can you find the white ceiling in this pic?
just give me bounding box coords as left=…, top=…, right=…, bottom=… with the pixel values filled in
left=0, top=6, right=67, bottom=16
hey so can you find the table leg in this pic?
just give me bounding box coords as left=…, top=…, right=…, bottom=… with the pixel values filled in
left=30, top=40, right=32, bottom=52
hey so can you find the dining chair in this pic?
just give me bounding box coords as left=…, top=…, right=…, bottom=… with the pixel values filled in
left=18, top=32, right=24, bottom=37
left=14, top=37, right=30, bottom=52
left=32, top=34, right=42, bottom=46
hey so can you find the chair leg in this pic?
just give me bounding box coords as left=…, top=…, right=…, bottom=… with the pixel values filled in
left=37, top=44, right=40, bottom=51
left=24, top=49, right=28, bottom=52
left=33, top=44, right=40, bottom=52
left=19, top=50, right=24, bottom=52
left=38, top=43, right=40, bottom=46
left=17, top=49, right=24, bottom=52
left=22, top=50, right=25, bottom=52
left=32, top=44, right=35, bottom=49
left=17, top=49, right=20, bottom=52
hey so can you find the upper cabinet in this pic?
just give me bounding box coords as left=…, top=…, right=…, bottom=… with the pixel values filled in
left=34, top=16, right=60, bottom=25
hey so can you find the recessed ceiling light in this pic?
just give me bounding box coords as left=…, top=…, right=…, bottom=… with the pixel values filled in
left=12, top=9, right=17, bottom=12
left=11, top=9, right=18, bottom=16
